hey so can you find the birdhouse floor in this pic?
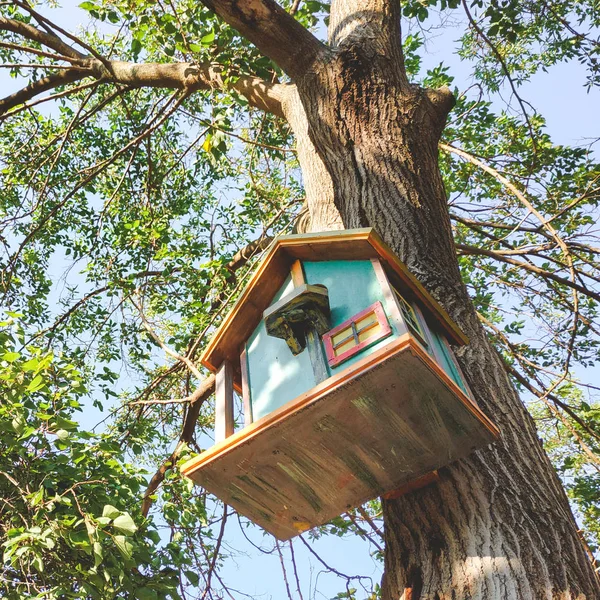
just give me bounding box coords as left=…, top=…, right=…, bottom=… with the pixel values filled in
left=181, top=334, right=499, bottom=540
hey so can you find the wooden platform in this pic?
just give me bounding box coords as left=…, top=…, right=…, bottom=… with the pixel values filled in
left=182, top=335, right=499, bottom=540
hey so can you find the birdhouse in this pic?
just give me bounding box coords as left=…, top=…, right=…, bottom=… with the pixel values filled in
left=181, top=229, right=498, bottom=539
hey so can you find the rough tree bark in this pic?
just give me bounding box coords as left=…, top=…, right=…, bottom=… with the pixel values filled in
left=201, top=1, right=600, bottom=598
left=2, top=0, right=599, bottom=597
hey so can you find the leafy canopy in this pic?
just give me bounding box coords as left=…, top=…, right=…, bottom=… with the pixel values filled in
left=0, top=0, right=599, bottom=597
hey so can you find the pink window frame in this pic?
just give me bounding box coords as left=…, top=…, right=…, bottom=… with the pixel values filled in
left=322, top=301, right=392, bottom=368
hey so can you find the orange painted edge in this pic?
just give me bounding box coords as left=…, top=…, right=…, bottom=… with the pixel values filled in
left=200, top=228, right=470, bottom=373
left=181, top=333, right=499, bottom=480
left=382, top=470, right=440, bottom=500
left=290, top=259, right=306, bottom=286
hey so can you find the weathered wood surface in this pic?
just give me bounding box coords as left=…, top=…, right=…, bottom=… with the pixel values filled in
left=184, top=336, right=498, bottom=540
left=214, top=360, right=234, bottom=442
left=263, top=283, right=331, bottom=355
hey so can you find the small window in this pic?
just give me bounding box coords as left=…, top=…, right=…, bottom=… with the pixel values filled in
left=323, top=301, right=392, bottom=368
left=392, top=288, right=429, bottom=348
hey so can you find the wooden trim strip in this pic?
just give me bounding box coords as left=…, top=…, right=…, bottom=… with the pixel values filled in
left=371, top=258, right=408, bottom=336
left=290, top=259, right=306, bottom=286
left=181, top=334, right=499, bottom=479
left=382, top=471, right=440, bottom=500
left=214, top=360, right=234, bottom=442
left=240, top=347, right=252, bottom=427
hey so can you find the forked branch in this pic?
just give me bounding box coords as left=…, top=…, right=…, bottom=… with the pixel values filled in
left=0, top=16, right=288, bottom=117
left=200, top=0, right=326, bottom=78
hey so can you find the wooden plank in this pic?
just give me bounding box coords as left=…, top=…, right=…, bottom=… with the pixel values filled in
left=183, top=336, right=499, bottom=539
left=240, top=347, right=252, bottom=427
left=371, top=258, right=408, bottom=337
left=290, top=259, right=305, bottom=286
left=306, top=326, right=329, bottom=384
left=441, top=335, right=475, bottom=399
left=382, top=471, right=439, bottom=500
left=214, top=360, right=234, bottom=442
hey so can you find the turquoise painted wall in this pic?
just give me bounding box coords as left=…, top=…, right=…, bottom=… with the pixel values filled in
left=246, top=276, right=316, bottom=421
left=246, top=259, right=467, bottom=422
left=303, top=260, right=401, bottom=374
left=427, top=325, right=468, bottom=394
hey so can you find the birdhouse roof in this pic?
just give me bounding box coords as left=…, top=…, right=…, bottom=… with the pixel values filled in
left=200, top=228, right=468, bottom=375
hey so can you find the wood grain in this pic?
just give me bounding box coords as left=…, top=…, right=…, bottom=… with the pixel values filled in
left=183, top=335, right=498, bottom=539
left=214, top=360, right=234, bottom=442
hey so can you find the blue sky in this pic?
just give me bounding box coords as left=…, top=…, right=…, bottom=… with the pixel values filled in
left=2, top=2, right=599, bottom=598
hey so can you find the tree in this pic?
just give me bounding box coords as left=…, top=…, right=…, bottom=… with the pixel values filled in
left=1, top=0, right=600, bottom=598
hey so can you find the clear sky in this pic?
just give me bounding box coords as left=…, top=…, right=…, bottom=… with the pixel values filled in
left=2, top=2, right=599, bottom=599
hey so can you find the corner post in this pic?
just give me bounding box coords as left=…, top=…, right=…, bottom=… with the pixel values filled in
left=214, top=360, right=234, bottom=442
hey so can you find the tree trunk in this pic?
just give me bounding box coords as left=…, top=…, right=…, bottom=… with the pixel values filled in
left=278, top=5, right=600, bottom=599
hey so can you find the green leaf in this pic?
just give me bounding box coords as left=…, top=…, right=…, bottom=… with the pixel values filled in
left=2, top=351, right=20, bottom=362
left=201, top=32, right=215, bottom=45
left=102, top=504, right=121, bottom=519
left=113, top=535, right=133, bottom=560
left=56, top=429, right=69, bottom=441
left=21, top=358, right=40, bottom=372
left=184, top=569, right=200, bottom=586
left=93, top=541, right=103, bottom=567
left=113, top=513, right=137, bottom=535
left=26, top=374, right=44, bottom=392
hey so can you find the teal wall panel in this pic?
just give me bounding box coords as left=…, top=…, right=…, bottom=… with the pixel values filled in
left=246, top=276, right=316, bottom=421
left=245, top=259, right=467, bottom=422
left=428, top=326, right=468, bottom=394
left=303, top=260, right=400, bottom=373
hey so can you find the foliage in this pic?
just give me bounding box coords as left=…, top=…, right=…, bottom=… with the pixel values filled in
left=0, top=315, right=185, bottom=598
left=0, top=0, right=599, bottom=597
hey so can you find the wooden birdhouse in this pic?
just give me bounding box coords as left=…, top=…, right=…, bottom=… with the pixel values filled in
left=181, top=229, right=498, bottom=539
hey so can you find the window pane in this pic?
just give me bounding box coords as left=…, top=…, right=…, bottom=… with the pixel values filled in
left=358, top=321, right=381, bottom=343
left=332, top=326, right=353, bottom=348
left=356, top=312, right=377, bottom=330
left=335, top=337, right=358, bottom=355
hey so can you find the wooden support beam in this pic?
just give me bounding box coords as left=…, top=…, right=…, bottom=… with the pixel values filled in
left=306, top=326, right=329, bottom=384
left=382, top=470, right=439, bottom=500
left=214, top=360, right=234, bottom=442
left=240, top=348, right=253, bottom=427
left=290, top=259, right=305, bottom=286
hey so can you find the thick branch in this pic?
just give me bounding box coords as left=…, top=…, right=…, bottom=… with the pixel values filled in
left=0, top=69, right=90, bottom=115
left=0, top=16, right=85, bottom=60
left=200, top=0, right=326, bottom=79
left=0, top=58, right=287, bottom=117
